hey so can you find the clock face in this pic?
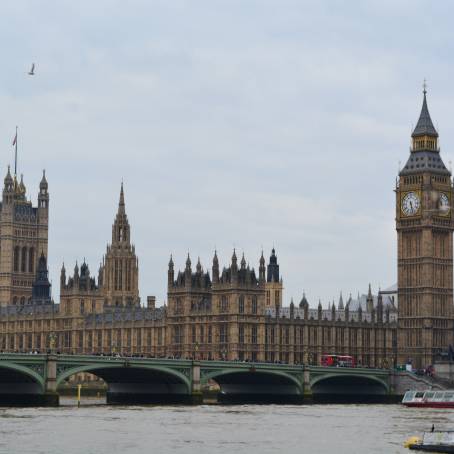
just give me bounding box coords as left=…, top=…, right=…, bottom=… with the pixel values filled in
left=401, top=192, right=421, bottom=216
left=439, top=192, right=450, bottom=215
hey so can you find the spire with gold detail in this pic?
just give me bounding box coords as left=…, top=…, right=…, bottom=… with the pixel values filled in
left=400, top=84, right=449, bottom=176
left=411, top=81, right=439, bottom=153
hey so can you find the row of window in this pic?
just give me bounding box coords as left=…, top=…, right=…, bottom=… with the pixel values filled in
left=413, top=138, right=437, bottom=150
left=175, top=295, right=260, bottom=315
left=13, top=246, right=35, bottom=273
left=14, top=229, right=37, bottom=238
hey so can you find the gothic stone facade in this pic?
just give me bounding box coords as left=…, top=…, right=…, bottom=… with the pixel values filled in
left=0, top=90, right=452, bottom=370
left=0, top=169, right=49, bottom=306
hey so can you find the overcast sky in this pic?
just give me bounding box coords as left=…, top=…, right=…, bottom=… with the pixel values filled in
left=1, top=1, right=453, bottom=308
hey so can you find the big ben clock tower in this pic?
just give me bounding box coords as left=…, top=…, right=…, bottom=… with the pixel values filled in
left=397, top=86, right=454, bottom=368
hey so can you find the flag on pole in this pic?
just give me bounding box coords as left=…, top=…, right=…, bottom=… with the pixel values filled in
left=12, top=131, right=17, bottom=146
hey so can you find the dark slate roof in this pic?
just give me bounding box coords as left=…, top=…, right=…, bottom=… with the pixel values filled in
left=412, top=91, right=438, bottom=138
left=83, top=306, right=166, bottom=325
left=0, top=303, right=55, bottom=317
left=399, top=150, right=450, bottom=176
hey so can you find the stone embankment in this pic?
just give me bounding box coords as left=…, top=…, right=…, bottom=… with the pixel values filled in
left=392, top=371, right=446, bottom=395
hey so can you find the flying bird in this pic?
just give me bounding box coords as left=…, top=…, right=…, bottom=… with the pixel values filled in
left=28, top=63, right=35, bottom=75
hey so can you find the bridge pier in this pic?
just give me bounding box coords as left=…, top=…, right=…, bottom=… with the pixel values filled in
left=190, top=362, right=203, bottom=405
left=43, top=355, right=59, bottom=407
left=303, top=368, right=313, bottom=402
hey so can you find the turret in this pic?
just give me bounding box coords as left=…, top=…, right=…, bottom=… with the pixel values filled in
left=168, top=255, right=174, bottom=287
left=366, top=283, right=374, bottom=313
left=318, top=300, right=322, bottom=320
left=74, top=262, right=79, bottom=285
left=290, top=298, right=294, bottom=319
left=19, top=174, right=26, bottom=197
left=2, top=166, right=13, bottom=204
left=212, top=250, right=219, bottom=284
left=60, top=262, right=66, bottom=288
left=38, top=170, right=49, bottom=210
left=377, top=291, right=383, bottom=323
left=338, top=291, right=344, bottom=310
left=31, top=252, right=51, bottom=304
left=259, top=251, right=266, bottom=282
left=299, top=291, right=308, bottom=309
left=185, top=253, right=192, bottom=287
left=196, top=257, right=202, bottom=274
left=240, top=253, right=246, bottom=270
left=231, top=249, right=238, bottom=283
left=98, top=263, right=104, bottom=287
left=267, top=248, right=279, bottom=283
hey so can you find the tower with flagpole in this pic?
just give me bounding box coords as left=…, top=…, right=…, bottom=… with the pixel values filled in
left=0, top=127, right=49, bottom=306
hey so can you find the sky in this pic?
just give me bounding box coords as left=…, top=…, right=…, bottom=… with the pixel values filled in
left=0, top=0, right=453, bottom=308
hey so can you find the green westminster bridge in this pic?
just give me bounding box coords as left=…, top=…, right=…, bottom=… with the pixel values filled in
left=0, top=353, right=404, bottom=405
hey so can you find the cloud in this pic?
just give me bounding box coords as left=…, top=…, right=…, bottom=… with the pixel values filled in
left=0, top=1, right=453, bottom=306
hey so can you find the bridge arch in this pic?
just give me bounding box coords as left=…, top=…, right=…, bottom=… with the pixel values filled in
left=310, top=373, right=389, bottom=401
left=203, top=367, right=303, bottom=403
left=56, top=362, right=192, bottom=404
left=0, top=362, right=46, bottom=402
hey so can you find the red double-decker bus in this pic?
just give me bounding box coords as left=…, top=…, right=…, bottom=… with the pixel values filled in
left=321, top=354, right=355, bottom=368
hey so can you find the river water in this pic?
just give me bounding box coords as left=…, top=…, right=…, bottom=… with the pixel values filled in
left=1, top=398, right=454, bottom=453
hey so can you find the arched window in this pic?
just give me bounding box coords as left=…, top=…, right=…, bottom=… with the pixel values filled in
left=118, top=261, right=123, bottom=290
left=20, top=297, right=25, bottom=306
left=13, top=246, right=20, bottom=272
left=13, top=297, right=18, bottom=305
left=239, top=295, right=244, bottom=313
left=21, top=247, right=27, bottom=272
left=28, top=248, right=34, bottom=273
left=252, top=296, right=258, bottom=314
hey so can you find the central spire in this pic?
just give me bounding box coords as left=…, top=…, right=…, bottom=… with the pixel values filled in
left=118, top=182, right=125, bottom=214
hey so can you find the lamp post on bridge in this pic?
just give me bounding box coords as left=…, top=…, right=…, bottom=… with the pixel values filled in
left=48, top=332, right=57, bottom=354
left=195, top=342, right=199, bottom=361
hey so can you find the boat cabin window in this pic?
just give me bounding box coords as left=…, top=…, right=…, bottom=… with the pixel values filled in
left=402, top=391, right=415, bottom=402
left=415, top=392, right=424, bottom=398
left=425, top=392, right=435, bottom=399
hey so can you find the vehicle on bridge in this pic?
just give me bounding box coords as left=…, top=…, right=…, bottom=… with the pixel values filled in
left=321, top=354, right=355, bottom=368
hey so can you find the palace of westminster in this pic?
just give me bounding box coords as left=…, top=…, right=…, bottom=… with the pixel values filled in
left=0, top=89, right=453, bottom=369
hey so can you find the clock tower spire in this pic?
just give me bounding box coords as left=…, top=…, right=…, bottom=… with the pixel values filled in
left=396, top=86, right=454, bottom=368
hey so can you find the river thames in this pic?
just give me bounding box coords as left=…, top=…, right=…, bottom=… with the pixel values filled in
left=1, top=399, right=454, bottom=454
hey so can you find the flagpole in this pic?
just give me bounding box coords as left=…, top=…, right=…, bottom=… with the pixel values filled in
left=14, top=126, right=18, bottom=177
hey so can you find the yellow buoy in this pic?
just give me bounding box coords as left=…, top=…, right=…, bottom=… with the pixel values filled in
left=404, top=436, right=422, bottom=448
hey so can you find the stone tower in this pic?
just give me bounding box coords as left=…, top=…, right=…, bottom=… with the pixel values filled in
left=0, top=169, right=49, bottom=306
left=396, top=88, right=454, bottom=368
left=100, top=183, right=139, bottom=307
left=31, top=252, right=52, bottom=305
left=264, top=248, right=283, bottom=309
